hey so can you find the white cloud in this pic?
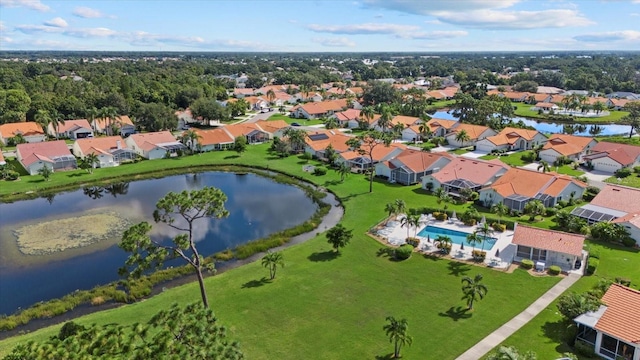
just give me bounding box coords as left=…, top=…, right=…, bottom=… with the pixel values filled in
left=44, top=17, right=68, bottom=28
left=1, top=36, right=13, bottom=43
left=72, top=6, right=111, bottom=18
left=574, top=30, right=640, bottom=42
left=311, top=37, right=356, bottom=47
left=363, top=0, right=520, bottom=14
left=307, top=23, right=421, bottom=37
left=0, top=0, right=50, bottom=11
left=0, top=21, right=6, bottom=32
left=16, top=23, right=117, bottom=38
left=431, top=9, right=593, bottom=29
left=408, top=30, right=468, bottom=40
left=16, top=24, right=62, bottom=34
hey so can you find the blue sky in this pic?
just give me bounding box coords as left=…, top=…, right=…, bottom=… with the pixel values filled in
left=1, top=0, right=639, bottom=52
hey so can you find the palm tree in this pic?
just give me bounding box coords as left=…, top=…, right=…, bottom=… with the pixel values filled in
left=461, top=274, right=488, bottom=310
left=384, top=202, right=397, bottom=225
left=84, top=153, right=100, bottom=173
left=336, top=162, right=351, bottom=183
left=180, top=129, right=202, bottom=154
left=383, top=316, right=413, bottom=359
left=466, top=231, right=483, bottom=252
left=418, top=123, right=433, bottom=141
left=34, top=109, right=52, bottom=138
left=455, top=129, right=471, bottom=147
left=524, top=199, right=545, bottom=221
left=266, top=89, right=276, bottom=105
left=99, top=106, right=119, bottom=136
left=592, top=101, right=605, bottom=114
left=394, top=199, right=406, bottom=220
left=86, top=106, right=99, bottom=132
left=434, top=187, right=451, bottom=212
left=360, top=106, right=375, bottom=129
left=435, top=235, right=452, bottom=254
left=50, top=109, right=65, bottom=140
left=283, top=127, right=307, bottom=153
left=491, top=203, right=509, bottom=224
left=38, top=164, right=53, bottom=181
left=622, top=102, right=640, bottom=139
left=324, top=117, right=339, bottom=129
left=400, top=216, right=412, bottom=239
left=261, top=251, right=284, bottom=280
left=477, top=222, right=494, bottom=252
left=378, top=105, right=393, bottom=133
left=537, top=160, right=551, bottom=173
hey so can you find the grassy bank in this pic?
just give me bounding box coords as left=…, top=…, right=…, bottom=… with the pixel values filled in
left=512, top=102, right=629, bottom=123
left=0, top=144, right=567, bottom=359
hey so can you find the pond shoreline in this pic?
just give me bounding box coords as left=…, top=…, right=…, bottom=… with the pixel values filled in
left=0, top=173, right=343, bottom=339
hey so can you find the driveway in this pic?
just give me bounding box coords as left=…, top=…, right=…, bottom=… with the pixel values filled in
left=244, top=109, right=280, bottom=123
left=461, top=150, right=489, bottom=159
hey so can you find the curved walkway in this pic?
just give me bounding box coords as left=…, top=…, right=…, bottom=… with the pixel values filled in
left=455, top=273, right=581, bottom=360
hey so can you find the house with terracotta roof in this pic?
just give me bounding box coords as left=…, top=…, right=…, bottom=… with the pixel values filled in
left=254, top=120, right=290, bottom=138
left=188, top=128, right=235, bottom=152
left=606, top=98, right=635, bottom=110
left=378, top=115, right=421, bottom=133
left=337, top=142, right=406, bottom=171
left=571, top=184, right=640, bottom=245
left=475, top=127, right=547, bottom=153
left=48, top=119, right=94, bottom=140
left=582, top=142, right=640, bottom=173
left=73, top=136, right=136, bottom=167
left=479, top=168, right=587, bottom=211
left=0, top=122, right=46, bottom=145
left=445, top=124, right=497, bottom=148
left=304, top=130, right=352, bottom=160
left=291, top=99, right=349, bottom=119
left=232, top=88, right=255, bottom=98
left=92, top=115, right=136, bottom=137
left=16, top=140, right=77, bottom=175
left=223, top=123, right=270, bottom=144
left=512, top=225, right=585, bottom=272
left=574, top=284, right=640, bottom=360
left=125, top=131, right=186, bottom=160
left=539, top=134, right=598, bottom=164
left=375, top=150, right=453, bottom=185
left=531, top=102, right=559, bottom=112
left=332, top=109, right=362, bottom=128
left=421, top=157, right=509, bottom=196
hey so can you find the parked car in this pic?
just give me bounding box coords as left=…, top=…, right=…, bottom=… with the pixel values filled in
left=291, top=122, right=300, bottom=126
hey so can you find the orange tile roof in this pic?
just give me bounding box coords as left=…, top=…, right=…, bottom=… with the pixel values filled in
left=54, top=119, right=92, bottom=133
left=192, top=128, right=234, bottom=145
left=254, top=120, right=289, bottom=134
left=391, top=115, right=421, bottom=127
left=532, top=93, right=550, bottom=102
left=535, top=102, right=556, bottom=108
left=0, top=122, right=44, bottom=138
left=224, top=123, right=265, bottom=138
left=129, top=131, right=178, bottom=151
left=76, top=136, right=126, bottom=155
left=299, top=99, right=348, bottom=115
left=341, top=142, right=405, bottom=162
left=94, top=115, right=134, bottom=129
left=432, top=157, right=508, bottom=185
left=359, top=112, right=382, bottom=125
left=426, top=118, right=457, bottom=130
left=585, top=142, right=640, bottom=166
left=17, top=140, right=72, bottom=167
left=393, top=150, right=452, bottom=173
left=590, top=184, right=640, bottom=214
left=304, top=132, right=352, bottom=152
left=612, top=212, right=640, bottom=227
left=488, top=168, right=585, bottom=198
left=513, top=225, right=585, bottom=257
left=542, top=134, right=595, bottom=156
left=447, top=123, right=492, bottom=140
left=596, top=284, right=640, bottom=344
left=234, top=88, right=256, bottom=95
left=334, top=109, right=361, bottom=121
left=484, top=127, right=543, bottom=146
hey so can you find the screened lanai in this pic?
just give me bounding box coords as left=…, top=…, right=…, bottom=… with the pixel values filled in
left=442, top=179, right=481, bottom=196
left=571, top=204, right=625, bottom=224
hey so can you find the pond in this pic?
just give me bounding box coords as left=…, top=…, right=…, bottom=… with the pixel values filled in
left=0, top=171, right=318, bottom=315
left=429, top=111, right=631, bottom=136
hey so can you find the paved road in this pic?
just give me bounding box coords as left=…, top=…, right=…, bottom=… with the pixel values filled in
left=245, top=109, right=280, bottom=123
left=455, top=273, right=581, bottom=360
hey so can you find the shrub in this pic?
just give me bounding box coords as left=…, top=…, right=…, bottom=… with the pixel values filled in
left=548, top=265, right=561, bottom=275
left=588, top=247, right=601, bottom=259
left=438, top=244, right=452, bottom=255
left=622, top=237, right=637, bottom=248
left=615, top=167, right=632, bottom=178
left=434, top=212, right=448, bottom=221
left=421, top=142, right=436, bottom=152
left=521, top=259, right=534, bottom=269
left=586, top=258, right=599, bottom=275
left=470, top=191, right=479, bottom=201
left=557, top=200, right=568, bottom=208
left=312, top=167, right=327, bottom=176
left=491, top=223, right=506, bottom=232
left=574, top=340, right=597, bottom=358
left=472, top=250, right=486, bottom=262
left=634, top=165, right=640, bottom=174
left=615, top=277, right=631, bottom=287
left=463, top=218, right=477, bottom=226
left=406, top=237, right=420, bottom=248
left=3, top=170, right=19, bottom=181
left=395, top=244, right=414, bottom=260
left=520, top=151, right=535, bottom=163
left=90, top=296, right=105, bottom=306
left=545, top=207, right=557, bottom=217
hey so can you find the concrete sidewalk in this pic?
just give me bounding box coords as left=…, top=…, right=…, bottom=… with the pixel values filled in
left=455, top=273, right=581, bottom=360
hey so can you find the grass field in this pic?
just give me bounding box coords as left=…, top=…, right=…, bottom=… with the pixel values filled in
left=0, top=144, right=568, bottom=359
left=495, top=241, right=640, bottom=359
left=605, top=173, right=640, bottom=188
left=268, top=114, right=324, bottom=126
left=480, top=151, right=532, bottom=167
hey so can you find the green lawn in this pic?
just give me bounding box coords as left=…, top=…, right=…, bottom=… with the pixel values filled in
left=605, top=173, right=640, bottom=188
left=495, top=241, right=640, bottom=359
left=480, top=151, right=532, bottom=167
left=268, top=114, right=324, bottom=126
left=0, top=145, right=566, bottom=359
left=555, top=165, right=585, bottom=177
left=449, top=148, right=469, bottom=155
left=512, top=102, right=629, bottom=123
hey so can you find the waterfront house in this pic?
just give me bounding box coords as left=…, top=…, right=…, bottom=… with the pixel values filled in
left=125, top=131, right=186, bottom=160
left=16, top=140, right=77, bottom=175
left=582, top=142, right=640, bottom=173
left=73, top=136, right=137, bottom=167
left=539, top=134, right=598, bottom=164
left=421, top=157, right=508, bottom=196
left=0, top=122, right=46, bottom=145
left=445, top=124, right=497, bottom=148
left=475, top=127, right=547, bottom=153
left=92, top=115, right=136, bottom=137
left=375, top=150, right=453, bottom=185
left=190, top=128, right=235, bottom=151
left=48, top=119, right=94, bottom=140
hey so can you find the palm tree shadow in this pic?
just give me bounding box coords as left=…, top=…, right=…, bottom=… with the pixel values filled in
left=438, top=306, right=472, bottom=321
left=241, top=277, right=270, bottom=289
left=448, top=261, right=471, bottom=277
left=308, top=250, right=341, bottom=262
left=224, top=154, right=240, bottom=159
left=374, top=354, right=394, bottom=360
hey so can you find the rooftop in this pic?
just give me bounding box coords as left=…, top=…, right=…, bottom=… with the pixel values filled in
left=512, top=225, right=585, bottom=257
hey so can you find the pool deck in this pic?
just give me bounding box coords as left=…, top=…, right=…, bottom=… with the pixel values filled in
left=377, top=215, right=515, bottom=269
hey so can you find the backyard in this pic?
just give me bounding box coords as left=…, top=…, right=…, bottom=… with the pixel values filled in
left=0, top=144, right=569, bottom=359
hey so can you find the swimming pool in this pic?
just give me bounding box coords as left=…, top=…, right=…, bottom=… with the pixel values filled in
left=417, top=225, right=497, bottom=250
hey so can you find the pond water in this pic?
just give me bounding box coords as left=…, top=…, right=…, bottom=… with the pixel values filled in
left=429, top=111, right=631, bottom=136
left=0, top=172, right=318, bottom=315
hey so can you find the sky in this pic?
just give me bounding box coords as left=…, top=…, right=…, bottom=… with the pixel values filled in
left=1, top=0, right=640, bottom=52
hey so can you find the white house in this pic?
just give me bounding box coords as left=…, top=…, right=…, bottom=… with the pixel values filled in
left=375, top=150, right=453, bottom=185
left=0, top=122, right=46, bottom=144
left=16, top=140, right=77, bottom=175
left=445, top=124, right=497, bottom=148
left=48, top=119, right=94, bottom=140
left=190, top=128, right=235, bottom=152
left=574, top=284, right=640, bottom=360
left=583, top=142, right=640, bottom=173
left=421, top=157, right=509, bottom=194
left=125, top=131, right=186, bottom=160
left=92, top=115, right=136, bottom=137
left=73, top=136, right=136, bottom=168
left=539, top=134, right=598, bottom=164
left=475, top=127, right=547, bottom=153
left=613, top=213, right=640, bottom=247
left=512, top=225, right=585, bottom=272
